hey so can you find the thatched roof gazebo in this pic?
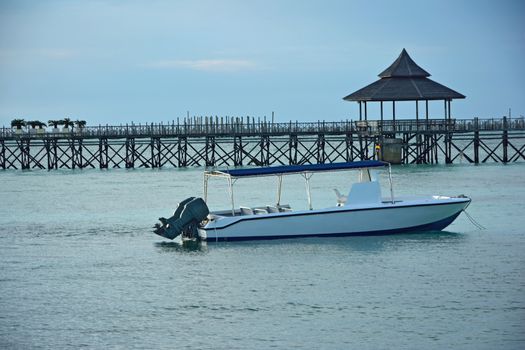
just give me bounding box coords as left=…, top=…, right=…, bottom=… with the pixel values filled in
left=343, top=49, right=465, bottom=124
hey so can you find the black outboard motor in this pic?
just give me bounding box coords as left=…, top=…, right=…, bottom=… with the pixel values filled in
left=153, top=197, right=210, bottom=240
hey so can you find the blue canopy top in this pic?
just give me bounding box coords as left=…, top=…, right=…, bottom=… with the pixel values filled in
left=207, top=160, right=389, bottom=178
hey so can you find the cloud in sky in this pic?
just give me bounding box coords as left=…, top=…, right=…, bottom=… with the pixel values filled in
left=36, top=48, right=78, bottom=60
left=144, top=59, right=258, bottom=72
left=0, top=48, right=76, bottom=59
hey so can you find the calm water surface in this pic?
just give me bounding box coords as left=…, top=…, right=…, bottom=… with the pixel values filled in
left=1, top=163, right=524, bottom=349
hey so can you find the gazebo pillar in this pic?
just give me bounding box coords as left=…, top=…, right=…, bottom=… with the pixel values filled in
left=425, top=100, right=429, bottom=122
left=416, top=100, right=419, bottom=131
left=444, top=99, right=451, bottom=163
left=380, top=101, right=384, bottom=133
left=364, top=102, right=367, bottom=121
left=415, top=100, right=420, bottom=162
left=392, top=101, right=396, bottom=130
left=359, top=101, right=362, bottom=121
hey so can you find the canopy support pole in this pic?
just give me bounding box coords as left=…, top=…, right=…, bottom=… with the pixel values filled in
left=228, top=177, right=235, bottom=216
left=388, top=164, right=395, bottom=204
left=276, top=175, right=283, bottom=206
left=203, top=173, right=208, bottom=202
left=302, top=173, right=313, bottom=210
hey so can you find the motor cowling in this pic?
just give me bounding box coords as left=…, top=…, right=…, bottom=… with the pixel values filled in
left=153, top=197, right=210, bottom=240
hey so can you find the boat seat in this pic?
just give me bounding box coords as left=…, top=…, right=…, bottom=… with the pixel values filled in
left=333, top=188, right=347, bottom=205
left=254, top=208, right=268, bottom=215
left=266, top=206, right=279, bottom=213
left=277, top=204, right=291, bottom=212
left=240, top=206, right=254, bottom=215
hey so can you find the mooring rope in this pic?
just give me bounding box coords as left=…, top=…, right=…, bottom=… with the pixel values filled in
left=462, top=210, right=486, bottom=230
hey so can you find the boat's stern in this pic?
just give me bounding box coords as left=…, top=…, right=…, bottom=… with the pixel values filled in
left=153, top=197, right=210, bottom=240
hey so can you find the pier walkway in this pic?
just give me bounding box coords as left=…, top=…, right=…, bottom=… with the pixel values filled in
left=1, top=117, right=524, bottom=170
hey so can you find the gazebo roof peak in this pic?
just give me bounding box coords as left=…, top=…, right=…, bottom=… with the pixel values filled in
left=343, top=48, right=465, bottom=102
left=378, top=48, right=430, bottom=78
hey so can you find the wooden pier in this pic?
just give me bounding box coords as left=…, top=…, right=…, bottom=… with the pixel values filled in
left=1, top=117, right=524, bottom=170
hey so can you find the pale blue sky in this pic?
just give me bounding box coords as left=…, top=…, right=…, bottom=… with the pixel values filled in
left=0, top=0, right=524, bottom=126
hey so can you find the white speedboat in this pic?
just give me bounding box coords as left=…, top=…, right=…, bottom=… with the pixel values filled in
left=153, top=161, right=470, bottom=242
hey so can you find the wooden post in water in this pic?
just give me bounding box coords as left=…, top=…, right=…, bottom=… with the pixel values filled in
left=44, top=138, right=58, bottom=170
left=0, top=139, right=5, bottom=170
left=206, top=136, right=215, bottom=166
left=447, top=100, right=453, bottom=164
left=358, top=133, right=364, bottom=161
left=503, top=116, right=508, bottom=163
left=45, top=139, right=53, bottom=169
left=289, top=134, right=298, bottom=165
left=416, top=100, right=421, bottom=163
left=52, top=139, right=58, bottom=169
left=150, top=137, right=161, bottom=168
left=405, top=133, right=410, bottom=164
left=446, top=133, right=452, bottom=164
left=177, top=137, right=187, bottom=167
left=317, top=134, right=325, bottom=164
left=19, top=139, right=30, bottom=169
left=258, top=135, right=268, bottom=166
left=71, top=138, right=81, bottom=169
left=234, top=136, right=243, bottom=166
left=346, top=133, right=354, bottom=161
left=474, top=117, right=480, bottom=164
left=430, top=134, right=435, bottom=164
left=99, top=138, right=108, bottom=169
left=125, top=137, right=135, bottom=168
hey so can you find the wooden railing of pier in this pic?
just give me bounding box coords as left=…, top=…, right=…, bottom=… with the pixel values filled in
left=2, top=117, right=525, bottom=139
left=1, top=117, right=524, bottom=169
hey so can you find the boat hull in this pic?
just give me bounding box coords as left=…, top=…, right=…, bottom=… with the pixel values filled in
left=200, top=198, right=470, bottom=242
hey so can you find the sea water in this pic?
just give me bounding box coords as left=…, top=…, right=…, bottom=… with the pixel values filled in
left=0, top=163, right=524, bottom=349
